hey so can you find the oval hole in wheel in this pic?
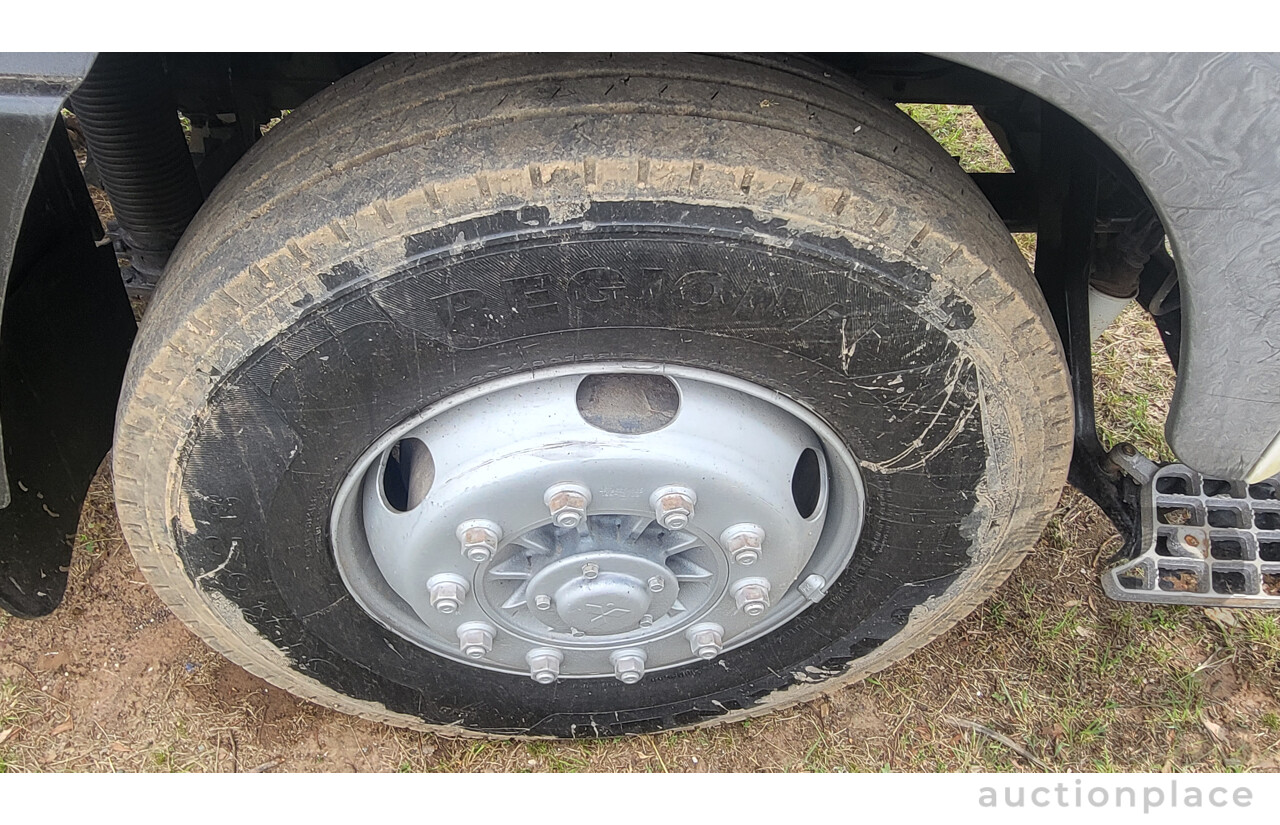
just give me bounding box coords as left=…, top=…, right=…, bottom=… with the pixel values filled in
left=792, top=448, right=822, bottom=519
left=576, top=374, right=680, bottom=434
left=381, top=438, right=434, bottom=512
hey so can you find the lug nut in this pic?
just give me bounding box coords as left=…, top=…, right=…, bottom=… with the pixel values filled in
left=650, top=486, right=696, bottom=530
left=731, top=577, right=771, bottom=617
left=533, top=594, right=553, bottom=611
left=581, top=562, right=600, bottom=580
left=526, top=648, right=564, bottom=684
left=457, top=519, right=502, bottom=563
left=685, top=622, right=725, bottom=660
left=426, top=573, right=469, bottom=614
left=639, top=614, right=654, bottom=628
left=610, top=648, right=647, bottom=684
left=721, top=523, right=765, bottom=566
left=456, top=621, right=496, bottom=659
left=647, top=576, right=665, bottom=593
left=544, top=483, right=592, bottom=528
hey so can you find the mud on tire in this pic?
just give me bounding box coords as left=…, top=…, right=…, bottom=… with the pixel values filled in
left=113, top=53, right=1072, bottom=736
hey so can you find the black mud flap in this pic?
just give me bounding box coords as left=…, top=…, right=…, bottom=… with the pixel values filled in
left=0, top=119, right=136, bottom=618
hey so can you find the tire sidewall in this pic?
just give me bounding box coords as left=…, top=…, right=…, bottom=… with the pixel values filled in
left=170, top=201, right=1007, bottom=735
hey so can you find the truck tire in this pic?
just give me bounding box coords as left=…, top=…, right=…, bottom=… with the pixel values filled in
left=113, top=53, right=1071, bottom=736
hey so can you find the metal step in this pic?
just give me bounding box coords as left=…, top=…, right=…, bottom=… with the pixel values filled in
left=1102, top=447, right=1280, bottom=607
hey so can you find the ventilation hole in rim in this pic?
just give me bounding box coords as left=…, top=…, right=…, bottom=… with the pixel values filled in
left=576, top=374, right=680, bottom=434
left=792, top=448, right=823, bottom=519
left=382, top=437, right=434, bottom=512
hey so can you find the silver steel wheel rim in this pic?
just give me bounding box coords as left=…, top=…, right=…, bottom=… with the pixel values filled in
left=330, top=363, right=866, bottom=682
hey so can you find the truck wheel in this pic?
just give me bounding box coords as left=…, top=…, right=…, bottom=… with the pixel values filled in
left=114, top=54, right=1071, bottom=736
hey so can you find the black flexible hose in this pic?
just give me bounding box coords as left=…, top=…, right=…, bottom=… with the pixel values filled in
left=70, top=53, right=203, bottom=277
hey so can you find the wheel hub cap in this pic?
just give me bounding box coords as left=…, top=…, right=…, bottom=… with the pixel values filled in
left=499, top=519, right=702, bottom=638
left=331, top=364, right=865, bottom=681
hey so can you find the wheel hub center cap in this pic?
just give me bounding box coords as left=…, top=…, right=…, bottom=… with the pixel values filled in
left=525, top=546, right=679, bottom=635
left=555, top=574, right=650, bottom=634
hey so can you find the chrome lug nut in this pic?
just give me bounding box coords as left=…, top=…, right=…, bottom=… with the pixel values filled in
left=610, top=648, right=647, bottom=684
left=685, top=622, right=725, bottom=660
left=721, top=523, right=765, bottom=566
left=533, top=594, right=553, bottom=611
left=581, top=562, right=600, bottom=580
left=456, top=519, right=502, bottom=563
left=731, top=577, right=771, bottom=617
left=426, top=573, right=469, bottom=614
left=456, top=621, right=497, bottom=659
left=650, top=486, right=697, bottom=530
left=544, top=483, right=591, bottom=528
left=526, top=648, right=564, bottom=684
left=647, top=576, right=665, bottom=593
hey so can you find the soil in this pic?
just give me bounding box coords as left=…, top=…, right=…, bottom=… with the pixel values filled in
left=1, top=455, right=1277, bottom=772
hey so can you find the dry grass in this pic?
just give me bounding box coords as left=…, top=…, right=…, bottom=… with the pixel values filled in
left=0, top=106, right=1276, bottom=773
left=1094, top=306, right=1179, bottom=462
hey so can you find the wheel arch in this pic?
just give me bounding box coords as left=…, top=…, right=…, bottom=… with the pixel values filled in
left=938, top=53, right=1280, bottom=482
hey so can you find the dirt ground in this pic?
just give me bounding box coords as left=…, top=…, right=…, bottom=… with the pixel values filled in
left=2, top=108, right=1277, bottom=773
left=0, top=304, right=1276, bottom=773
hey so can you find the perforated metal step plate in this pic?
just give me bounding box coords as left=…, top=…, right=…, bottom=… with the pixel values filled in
left=1103, top=458, right=1280, bottom=607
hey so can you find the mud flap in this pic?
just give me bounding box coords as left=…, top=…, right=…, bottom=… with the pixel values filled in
left=0, top=119, right=137, bottom=618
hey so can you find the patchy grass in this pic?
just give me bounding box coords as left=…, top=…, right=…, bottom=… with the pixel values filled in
left=897, top=103, right=1013, bottom=173
left=1093, top=305, right=1179, bottom=461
